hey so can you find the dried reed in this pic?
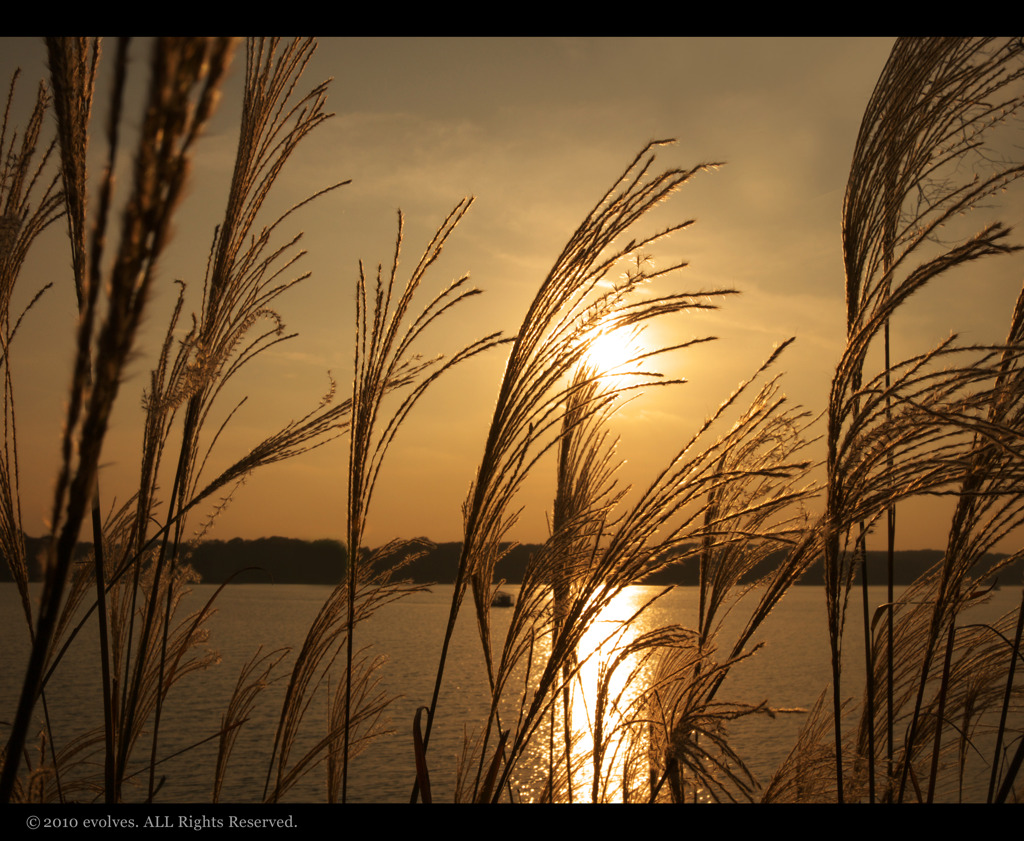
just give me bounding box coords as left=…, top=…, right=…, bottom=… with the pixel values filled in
left=821, top=35, right=1024, bottom=802
left=3, top=35, right=1024, bottom=806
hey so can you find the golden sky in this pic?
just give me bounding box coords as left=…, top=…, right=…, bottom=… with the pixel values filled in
left=2, top=37, right=1022, bottom=551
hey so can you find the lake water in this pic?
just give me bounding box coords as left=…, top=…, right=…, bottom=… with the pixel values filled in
left=1, top=581, right=1019, bottom=803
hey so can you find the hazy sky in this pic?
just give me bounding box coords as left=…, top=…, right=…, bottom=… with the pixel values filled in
left=2, top=37, right=1022, bottom=551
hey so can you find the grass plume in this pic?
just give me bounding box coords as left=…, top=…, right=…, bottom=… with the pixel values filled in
left=2, top=36, right=1024, bottom=805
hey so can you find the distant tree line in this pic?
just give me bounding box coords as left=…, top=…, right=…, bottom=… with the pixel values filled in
left=3, top=535, right=1017, bottom=588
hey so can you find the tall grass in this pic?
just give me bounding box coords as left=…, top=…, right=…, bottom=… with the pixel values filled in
left=819, top=36, right=1024, bottom=803
left=1, top=35, right=1023, bottom=804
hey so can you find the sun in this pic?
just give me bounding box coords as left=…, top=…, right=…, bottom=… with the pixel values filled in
left=582, top=325, right=645, bottom=387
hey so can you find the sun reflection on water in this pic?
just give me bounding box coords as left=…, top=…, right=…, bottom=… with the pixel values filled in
left=513, top=585, right=667, bottom=803
left=568, top=586, right=653, bottom=803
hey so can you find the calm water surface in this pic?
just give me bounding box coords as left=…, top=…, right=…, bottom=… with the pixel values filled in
left=1, top=582, right=1018, bottom=802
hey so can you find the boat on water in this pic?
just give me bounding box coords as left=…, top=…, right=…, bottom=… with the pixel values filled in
left=491, top=590, right=514, bottom=608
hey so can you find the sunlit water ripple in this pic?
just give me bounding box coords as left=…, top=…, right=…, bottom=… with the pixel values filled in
left=1, top=582, right=1018, bottom=803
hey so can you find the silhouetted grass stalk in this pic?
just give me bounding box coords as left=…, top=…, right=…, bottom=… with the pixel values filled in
left=1, top=37, right=365, bottom=805
left=412, top=141, right=738, bottom=801
left=830, top=35, right=1024, bottom=802
left=3, top=35, right=1024, bottom=805
left=340, top=200, right=504, bottom=799
left=0, top=36, right=234, bottom=803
